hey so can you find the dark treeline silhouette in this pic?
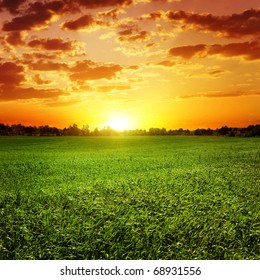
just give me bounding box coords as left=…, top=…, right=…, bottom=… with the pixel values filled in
left=0, top=123, right=259, bottom=137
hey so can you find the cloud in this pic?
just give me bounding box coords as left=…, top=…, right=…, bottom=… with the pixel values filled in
left=156, top=60, right=176, bottom=67
left=5, top=31, right=24, bottom=46
left=165, top=9, right=260, bottom=38
left=70, top=63, right=122, bottom=82
left=169, top=41, right=260, bottom=60
left=43, top=98, right=82, bottom=107
left=29, top=60, right=69, bottom=71
left=96, top=85, right=131, bottom=92
left=70, top=0, right=133, bottom=9
left=28, top=38, right=75, bottom=51
left=0, top=62, right=24, bottom=86
left=0, top=60, right=69, bottom=101
left=33, top=74, right=52, bottom=85
left=207, top=69, right=226, bottom=76
left=22, top=52, right=58, bottom=60
left=2, top=1, right=65, bottom=31
left=208, top=41, right=260, bottom=60
left=141, top=11, right=164, bottom=20
left=146, top=60, right=176, bottom=68
left=62, top=15, right=95, bottom=31
left=117, top=25, right=150, bottom=42
left=0, top=0, right=26, bottom=14
left=0, top=86, right=68, bottom=101
left=169, top=44, right=206, bottom=59
left=62, top=14, right=111, bottom=31
left=179, top=90, right=260, bottom=99
left=98, top=8, right=125, bottom=20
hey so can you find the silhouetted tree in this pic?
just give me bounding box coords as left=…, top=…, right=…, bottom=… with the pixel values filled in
left=81, top=124, right=90, bottom=136
left=0, top=123, right=259, bottom=137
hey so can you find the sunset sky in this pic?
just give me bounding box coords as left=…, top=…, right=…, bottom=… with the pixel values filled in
left=0, top=0, right=259, bottom=130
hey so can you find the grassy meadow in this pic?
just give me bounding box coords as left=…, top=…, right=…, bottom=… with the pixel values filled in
left=0, top=136, right=259, bottom=260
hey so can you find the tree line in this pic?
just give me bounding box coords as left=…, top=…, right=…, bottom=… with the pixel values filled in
left=0, top=123, right=259, bottom=137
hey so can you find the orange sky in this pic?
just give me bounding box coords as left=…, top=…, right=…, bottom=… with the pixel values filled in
left=0, top=0, right=259, bottom=130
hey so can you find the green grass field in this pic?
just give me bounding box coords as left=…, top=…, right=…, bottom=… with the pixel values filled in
left=0, top=136, right=259, bottom=260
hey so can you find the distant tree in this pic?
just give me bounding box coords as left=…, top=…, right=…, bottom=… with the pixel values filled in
left=245, top=125, right=260, bottom=137
left=24, top=126, right=36, bottom=136
left=11, top=124, right=25, bottom=135
left=81, top=124, right=90, bottom=136
left=92, top=127, right=99, bottom=136
left=0, top=122, right=259, bottom=137
left=149, top=128, right=166, bottom=135
left=65, top=123, right=80, bottom=136
left=217, top=126, right=230, bottom=136
left=0, top=123, right=10, bottom=135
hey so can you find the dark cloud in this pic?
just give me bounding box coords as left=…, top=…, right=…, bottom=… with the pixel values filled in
left=117, top=25, right=150, bottom=42
left=28, top=38, right=74, bottom=51
left=70, top=0, right=133, bottom=9
left=30, top=60, right=69, bottom=71
left=71, top=65, right=122, bottom=81
left=208, top=41, right=260, bottom=60
left=5, top=31, right=24, bottom=46
left=22, top=52, right=58, bottom=60
left=169, top=41, right=260, bottom=60
left=169, top=44, right=206, bottom=59
left=70, top=61, right=122, bottom=82
left=2, top=1, right=65, bottom=31
left=62, top=15, right=95, bottom=31
left=0, top=62, right=24, bottom=86
left=0, top=86, right=68, bottom=101
left=98, top=8, right=124, bottom=20
left=0, top=0, right=26, bottom=14
left=1, top=0, right=133, bottom=31
left=166, top=9, right=260, bottom=37
left=142, top=11, right=163, bottom=21
left=0, top=60, right=68, bottom=100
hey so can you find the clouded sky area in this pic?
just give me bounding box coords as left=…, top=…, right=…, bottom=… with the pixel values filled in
left=0, top=0, right=259, bottom=129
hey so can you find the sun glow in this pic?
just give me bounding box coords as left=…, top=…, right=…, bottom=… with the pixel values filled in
left=107, top=115, right=132, bottom=131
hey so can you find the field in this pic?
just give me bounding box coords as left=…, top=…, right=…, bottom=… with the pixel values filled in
left=0, top=136, right=259, bottom=260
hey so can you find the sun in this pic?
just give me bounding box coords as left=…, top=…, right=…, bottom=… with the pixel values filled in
left=108, top=115, right=132, bottom=131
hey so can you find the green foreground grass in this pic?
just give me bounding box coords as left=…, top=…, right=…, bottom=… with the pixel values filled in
left=0, top=136, right=259, bottom=260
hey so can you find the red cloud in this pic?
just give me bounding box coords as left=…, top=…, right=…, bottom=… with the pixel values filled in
left=96, top=85, right=131, bottom=92
left=0, top=62, right=24, bottom=86
left=22, top=52, right=58, bottom=60
left=208, top=41, right=260, bottom=60
left=169, top=44, right=206, bottom=59
left=70, top=61, right=122, bottom=82
left=28, top=38, right=74, bottom=51
left=5, top=31, right=24, bottom=46
left=2, top=1, right=65, bottom=31
left=98, top=8, right=124, bottom=20
left=30, top=61, right=69, bottom=71
left=0, top=0, right=26, bottom=14
left=169, top=41, right=260, bottom=60
left=33, top=74, right=51, bottom=85
left=179, top=91, right=260, bottom=99
left=0, top=86, right=68, bottom=101
left=117, top=25, right=150, bottom=42
left=2, top=0, right=134, bottom=32
left=71, top=0, right=133, bottom=9
left=71, top=65, right=122, bottom=81
left=62, top=15, right=95, bottom=31
left=166, top=9, right=260, bottom=37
